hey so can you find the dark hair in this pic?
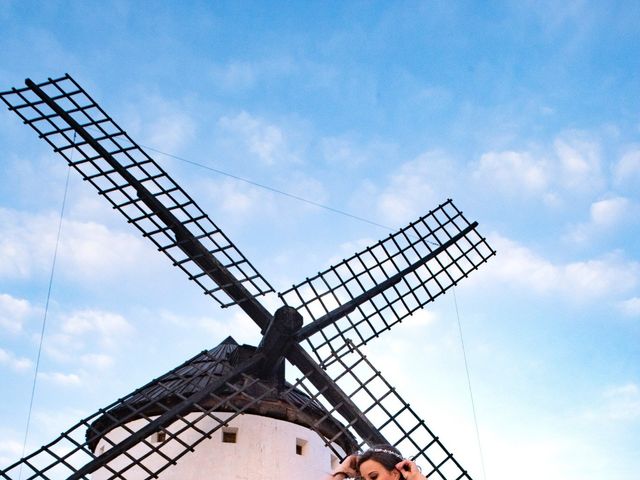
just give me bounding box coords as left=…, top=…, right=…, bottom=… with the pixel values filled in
left=356, top=444, right=404, bottom=472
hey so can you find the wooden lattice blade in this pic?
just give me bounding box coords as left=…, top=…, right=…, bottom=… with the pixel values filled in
left=0, top=75, right=273, bottom=327
left=279, top=199, right=495, bottom=363
left=0, top=343, right=272, bottom=480
left=286, top=343, right=388, bottom=447
left=285, top=341, right=474, bottom=480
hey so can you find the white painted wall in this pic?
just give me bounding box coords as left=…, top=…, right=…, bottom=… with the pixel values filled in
left=92, top=412, right=344, bottom=480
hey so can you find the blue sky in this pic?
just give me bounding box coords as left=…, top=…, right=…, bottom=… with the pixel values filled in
left=0, top=1, right=639, bottom=479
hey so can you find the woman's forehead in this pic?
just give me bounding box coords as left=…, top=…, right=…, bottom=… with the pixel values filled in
left=359, top=458, right=385, bottom=472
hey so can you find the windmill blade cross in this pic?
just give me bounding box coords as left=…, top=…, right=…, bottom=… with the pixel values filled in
left=1, top=74, right=497, bottom=480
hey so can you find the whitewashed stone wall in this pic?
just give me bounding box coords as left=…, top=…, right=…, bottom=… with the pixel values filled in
left=92, top=412, right=344, bottom=480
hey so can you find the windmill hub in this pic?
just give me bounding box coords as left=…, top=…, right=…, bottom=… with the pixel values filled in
left=255, top=305, right=304, bottom=380
left=273, top=305, right=304, bottom=332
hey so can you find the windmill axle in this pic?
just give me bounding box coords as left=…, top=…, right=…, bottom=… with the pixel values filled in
left=254, top=306, right=303, bottom=380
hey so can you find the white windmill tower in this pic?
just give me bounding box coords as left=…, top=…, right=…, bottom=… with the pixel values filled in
left=0, top=75, right=495, bottom=480
left=88, top=336, right=358, bottom=479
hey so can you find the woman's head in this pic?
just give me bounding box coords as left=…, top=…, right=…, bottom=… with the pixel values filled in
left=356, top=445, right=404, bottom=480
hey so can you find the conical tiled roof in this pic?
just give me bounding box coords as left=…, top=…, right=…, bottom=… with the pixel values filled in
left=87, top=336, right=357, bottom=454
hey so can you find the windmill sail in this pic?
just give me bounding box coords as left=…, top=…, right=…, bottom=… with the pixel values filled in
left=281, top=199, right=495, bottom=364
left=287, top=340, right=473, bottom=480
left=0, top=75, right=273, bottom=326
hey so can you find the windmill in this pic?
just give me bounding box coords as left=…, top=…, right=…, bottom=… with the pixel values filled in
left=0, top=75, right=495, bottom=480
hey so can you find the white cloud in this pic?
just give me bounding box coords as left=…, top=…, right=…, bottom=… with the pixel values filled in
left=209, top=58, right=296, bottom=91
left=197, top=177, right=277, bottom=219
left=613, top=147, right=640, bottom=185
left=197, top=310, right=262, bottom=346
left=470, top=131, right=606, bottom=205
left=44, top=309, right=133, bottom=363
left=30, top=408, right=90, bottom=440
left=583, top=383, right=640, bottom=422
left=0, top=437, right=23, bottom=469
left=327, top=237, right=376, bottom=266
left=122, top=94, right=196, bottom=153
left=79, top=353, right=115, bottom=370
left=0, top=208, right=55, bottom=279
left=473, top=150, right=549, bottom=195
left=482, top=234, right=639, bottom=301
left=618, top=297, right=640, bottom=317
left=321, top=136, right=367, bottom=168
left=0, top=293, right=36, bottom=333
left=38, top=371, right=82, bottom=386
left=482, top=428, right=590, bottom=480
left=0, top=347, right=33, bottom=372
left=321, top=136, right=394, bottom=169
left=60, top=309, right=133, bottom=347
left=589, top=197, right=630, bottom=228
left=210, top=61, right=257, bottom=90
left=375, top=152, right=449, bottom=224
left=565, top=196, right=634, bottom=244
left=0, top=207, right=155, bottom=285
left=145, top=111, right=196, bottom=153
left=58, top=220, right=151, bottom=283
left=402, top=308, right=437, bottom=328
left=195, top=169, right=328, bottom=224
left=218, top=111, right=298, bottom=166
left=553, top=132, right=603, bottom=191
left=602, top=384, right=640, bottom=421
left=158, top=305, right=267, bottom=347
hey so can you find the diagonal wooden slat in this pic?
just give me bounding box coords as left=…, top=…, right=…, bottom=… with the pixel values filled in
left=287, top=341, right=473, bottom=480
left=0, top=343, right=265, bottom=480
left=280, top=199, right=495, bottom=363
left=0, top=75, right=273, bottom=326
